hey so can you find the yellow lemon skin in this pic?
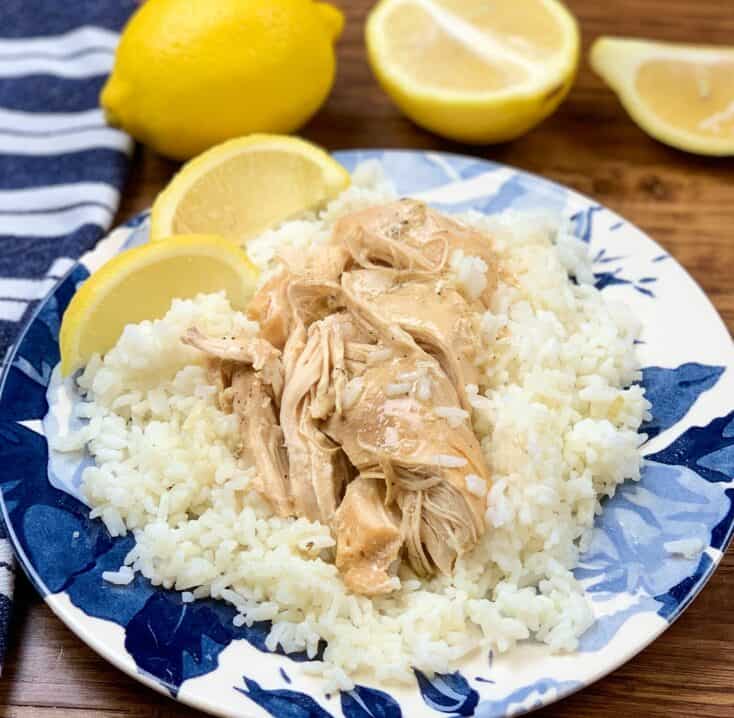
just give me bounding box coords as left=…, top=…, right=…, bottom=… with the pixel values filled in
left=368, top=63, right=578, bottom=144
left=59, top=234, right=259, bottom=376
left=101, top=0, right=344, bottom=160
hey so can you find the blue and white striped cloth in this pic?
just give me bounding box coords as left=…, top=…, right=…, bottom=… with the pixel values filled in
left=0, top=0, right=136, bottom=671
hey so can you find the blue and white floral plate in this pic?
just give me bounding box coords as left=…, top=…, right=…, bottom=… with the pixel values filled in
left=1, top=150, right=733, bottom=718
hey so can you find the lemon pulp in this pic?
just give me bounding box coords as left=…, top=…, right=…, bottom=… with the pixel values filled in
left=591, top=37, right=734, bottom=156
left=366, top=0, right=579, bottom=143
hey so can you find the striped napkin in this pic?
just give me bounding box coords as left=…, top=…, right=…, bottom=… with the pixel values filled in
left=0, top=0, right=137, bottom=671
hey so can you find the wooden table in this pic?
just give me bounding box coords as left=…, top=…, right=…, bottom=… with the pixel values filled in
left=2, top=0, right=733, bottom=716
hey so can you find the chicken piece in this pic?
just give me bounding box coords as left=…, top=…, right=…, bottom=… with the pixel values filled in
left=247, top=267, right=292, bottom=349
left=334, top=199, right=448, bottom=273
left=183, top=326, right=284, bottom=400
left=182, top=327, right=291, bottom=515
left=288, top=279, right=344, bottom=333
left=334, top=199, right=496, bottom=306
left=251, top=275, right=344, bottom=352
left=230, top=367, right=292, bottom=517
left=279, top=314, right=363, bottom=523
left=341, top=269, right=481, bottom=412
left=206, top=358, right=236, bottom=410
left=399, top=482, right=482, bottom=576
left=190, top=199, right=499, bottom=593
left=248, top=246, right=350, bottom=349
left=324, top=352, right=489, bottom=577
left=280, top=243, right=350, bottom=282
left=333, top=475, right=402, bottom=596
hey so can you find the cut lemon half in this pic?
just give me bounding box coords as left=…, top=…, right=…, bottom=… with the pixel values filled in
left=150, top=134, right=351, bottom=243
left=366, top=0, right=580, bottom=143
left=591, top=37, right=734, bottom=156
left=60, top=235, right=259, bottom=375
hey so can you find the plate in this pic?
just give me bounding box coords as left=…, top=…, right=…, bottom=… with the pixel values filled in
left=1, top=150, right=733, bottom=718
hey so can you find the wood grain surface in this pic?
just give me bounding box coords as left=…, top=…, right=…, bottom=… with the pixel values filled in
left=2, top=0, right=733, bottom=716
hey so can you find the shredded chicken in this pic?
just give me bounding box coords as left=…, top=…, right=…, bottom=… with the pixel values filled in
left=183, top=328, right=291, bottom=517
left=334, top=198, right=497, bottom=306
left=230, top=367, right=292, bottom=517
left=323, top=352, right=486, bottom=576
left=279, top=314, right=357, bottom=523
left=333, top=476, right=402, bottom=596
left=248, top=245, right=350, bottom=349
left=341, top=269, right=482, bottom=411
left=182, top=326, right=284, bottom=400
left=184, top=199, right=496, bottom=595
left=246, top=269, right=292, bottom=349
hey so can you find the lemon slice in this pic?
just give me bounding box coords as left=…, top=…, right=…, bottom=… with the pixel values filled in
left=365, top=0, right=579, bottom=143
left=591, top=37, right=734, bottom=156
left=60, top=235, right=259, bottom=375
left=150, top=134, right=351, bottom=242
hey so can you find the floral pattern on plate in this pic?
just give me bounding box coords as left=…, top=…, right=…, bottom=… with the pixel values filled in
left=1, top=150, right=732, bottom=718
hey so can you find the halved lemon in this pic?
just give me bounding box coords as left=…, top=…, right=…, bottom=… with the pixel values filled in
left=591, top=37, right=734, bottom=156
left=60, top=235, right=259, bottom=375
left=150, top=134, right=351, bottom=243
left=365, top=0, right=580, bottom=143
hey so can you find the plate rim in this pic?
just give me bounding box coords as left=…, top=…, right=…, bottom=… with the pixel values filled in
left=1, top=148, right=732, bottom=718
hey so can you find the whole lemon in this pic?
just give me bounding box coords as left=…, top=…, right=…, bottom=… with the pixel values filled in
left=102, top=0, right=344, bottom=160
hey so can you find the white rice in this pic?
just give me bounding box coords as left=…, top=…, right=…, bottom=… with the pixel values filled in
left=341, top=377, right=364, bottom=410
left=367, top=347, right=393, bottom=365
left=465, top=474, right=487, bottom=497
left=102, top=566, right=134, bottom=586
left=434, top=406, right=470, bottom=427
left=450, top=249, right=489, bottom=301
left=56, top=162, right=649, bottom=690
left=416, top=376, right=432, bottom=402
left=386, top=382, right=412, bottom=397
left=432, top=454, right=469, bottom=469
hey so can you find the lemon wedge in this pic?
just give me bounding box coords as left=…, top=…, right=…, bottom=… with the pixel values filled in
left=150, top=134, right=351, bottom=242
left=591, top=37, right=734, bottom=156
left=60, top=235, right=259, bottom=375
left=365, top=0, right=579, bottom=143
